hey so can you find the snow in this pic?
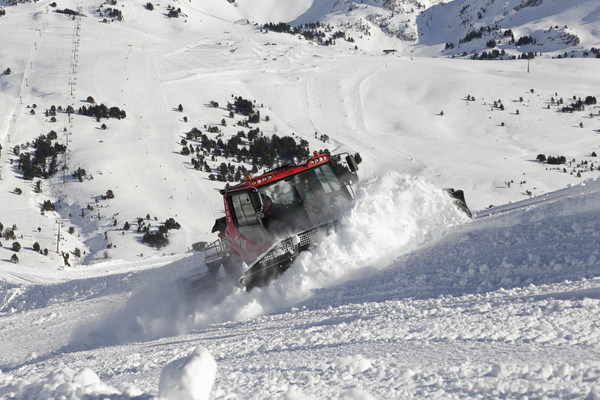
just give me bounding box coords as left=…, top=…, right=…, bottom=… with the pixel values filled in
left=159, top=345, right=217, bottom=400
left=1, top=0, right=600, bottom=398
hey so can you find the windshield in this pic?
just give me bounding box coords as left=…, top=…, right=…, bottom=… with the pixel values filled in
left=229, top=163, right=353, bottom=242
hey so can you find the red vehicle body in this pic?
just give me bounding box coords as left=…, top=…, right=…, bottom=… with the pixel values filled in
left=208, top=151, right=360, bottom=290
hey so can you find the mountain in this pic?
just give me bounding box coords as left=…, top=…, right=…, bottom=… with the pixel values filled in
left=1, top=0, right=600, bottom=398
left=233, top=0, right=600, bottom=57
left=418, top=0, right=600, bottom=58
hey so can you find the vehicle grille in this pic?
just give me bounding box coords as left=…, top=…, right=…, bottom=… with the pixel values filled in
left=260, top=221, right=338, bottom=266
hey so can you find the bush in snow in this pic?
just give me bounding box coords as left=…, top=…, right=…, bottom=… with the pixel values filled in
left=41, top=200, right=55, bottom=212
left=164, top=217, right=181, bottom=230
left=73, top=167, right=87, bottom=182
left=142, top=231, right=169, bottom=249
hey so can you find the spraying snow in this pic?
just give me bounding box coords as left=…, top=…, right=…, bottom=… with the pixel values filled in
left=77, top=173, right=469, bottom=344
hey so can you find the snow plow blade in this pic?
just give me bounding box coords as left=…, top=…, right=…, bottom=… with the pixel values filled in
left=445, top=188, right=472, bottom=218
left=240, top=221, right=337, bottom=291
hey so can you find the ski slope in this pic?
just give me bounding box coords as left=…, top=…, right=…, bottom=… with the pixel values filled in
left=1, top=0, right=600, bottom=398
left=3, top=175, right=600, bottom=398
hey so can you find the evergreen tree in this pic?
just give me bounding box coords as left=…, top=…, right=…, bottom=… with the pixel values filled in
left=165, top=218, right=181, bottom=229
left=142, top=231, right=169, bottom=249
left=41, top=200, right=55, bottom=212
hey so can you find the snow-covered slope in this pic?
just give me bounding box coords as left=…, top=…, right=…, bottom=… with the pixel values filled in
left=3, top=174, right=600, bottom=399
left=419, top=0, right=600, bottom=58
left=1, top=0, right=600, bottom=398
left=233, top=0, right=600, bottom=58
left=0, top=0, right=598, bottom=267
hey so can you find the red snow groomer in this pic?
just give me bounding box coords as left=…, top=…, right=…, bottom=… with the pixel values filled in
left=204, top=151, right=361, bottom=291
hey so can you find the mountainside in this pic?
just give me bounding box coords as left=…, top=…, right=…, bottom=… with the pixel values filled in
left=1, top=0, right=599, bottom=267
left=1, top=0, right=600, bottom=398
left=232, top=0, right=600, bottom=57
left=3, top=156, right=600, bottom=399
left=419, top=0, right=600, bottom=58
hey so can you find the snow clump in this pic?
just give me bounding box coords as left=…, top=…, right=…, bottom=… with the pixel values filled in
left=158, top=345, right=217, bottom=400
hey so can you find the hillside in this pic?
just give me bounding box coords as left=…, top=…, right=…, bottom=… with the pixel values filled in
left=1, top=0, right=600, bottom=398
left=3, top=159, right=600, bottom=398
left=0, top=0, right=599, bottom=268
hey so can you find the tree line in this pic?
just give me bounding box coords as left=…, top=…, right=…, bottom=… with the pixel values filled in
left=262, top=22, right=355, bottom=46
left=78, top=104, right=126, bottom=121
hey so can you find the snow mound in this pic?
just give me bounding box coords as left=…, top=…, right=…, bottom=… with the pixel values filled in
left=0, top=367, right=121, bottom=399
left=158, top=345, right=217, bottom=400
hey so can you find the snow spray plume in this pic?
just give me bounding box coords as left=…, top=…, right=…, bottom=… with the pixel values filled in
left=69, top=255, right=235, bottom=345
left=70, top=279, right=192, bottom=346
left=185, top=173, right=470, bottom=325
left=71, top=173, right=469, bottom=344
